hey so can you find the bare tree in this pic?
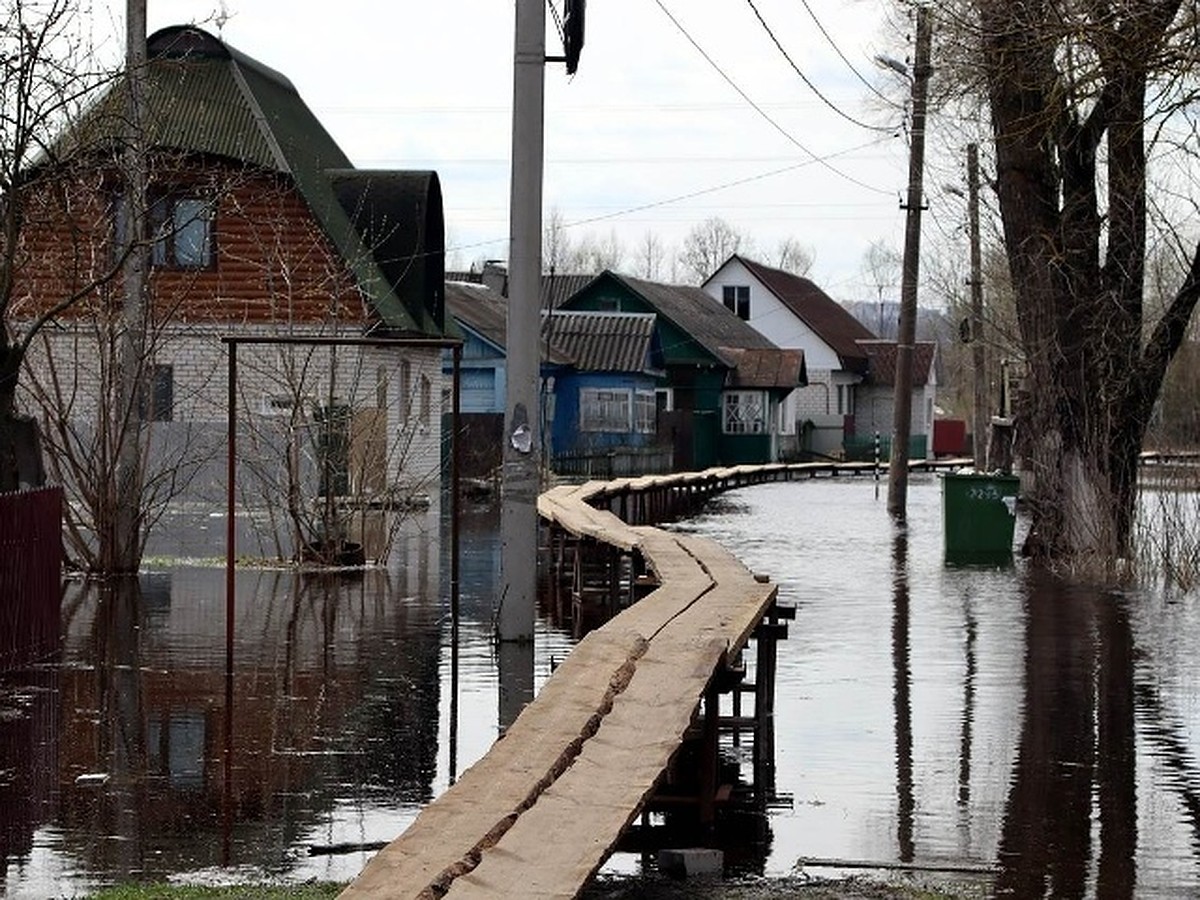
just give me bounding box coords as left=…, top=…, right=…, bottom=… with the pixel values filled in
left=678, top=216, right=747, bottom=284
left=0, top=0, right=113, bottom=493
left=542, top=206, right=573, bottom=273
left=775, top=237, right=815, bottom=277
left=634, top=230, right=666, bottom=280
left=572, top=229, right=624, bottom=273
left=936, top=0, right=1200, bottom=563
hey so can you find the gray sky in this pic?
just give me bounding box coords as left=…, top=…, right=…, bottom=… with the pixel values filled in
left=97, top=0, right=939, bottom=300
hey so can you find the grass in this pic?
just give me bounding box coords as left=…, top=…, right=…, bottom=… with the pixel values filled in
left=83, top=884, right=345, bottom=900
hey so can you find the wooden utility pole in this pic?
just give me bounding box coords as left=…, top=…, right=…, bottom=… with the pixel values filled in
left=498, top=0, right=546, bottom=642
left=886, top=6, right=932, bottom=522
left=967, top=143, right=987, bottom=470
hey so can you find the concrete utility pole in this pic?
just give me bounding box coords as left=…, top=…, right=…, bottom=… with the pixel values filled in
left=498, top=0, right=546, bottom=642
left=886, top=5, right=932, bottom=522
left=967, top=143, right=987, bottom=470
left=113, top=0, right=149, bottom=572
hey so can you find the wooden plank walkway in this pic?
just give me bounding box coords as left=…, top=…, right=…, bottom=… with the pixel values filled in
left=340, top=476, right=778, bottom=899
left=340, top=459, right=965, bottom=899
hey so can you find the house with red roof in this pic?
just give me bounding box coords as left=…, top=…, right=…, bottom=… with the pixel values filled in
left=703, top=254, right=936, bottom=459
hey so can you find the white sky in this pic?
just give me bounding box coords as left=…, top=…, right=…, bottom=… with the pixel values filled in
left=93, top=0, right=958, bottom=302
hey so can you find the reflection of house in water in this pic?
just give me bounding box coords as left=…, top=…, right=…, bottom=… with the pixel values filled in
left=5, top=516, right=444, bottom=883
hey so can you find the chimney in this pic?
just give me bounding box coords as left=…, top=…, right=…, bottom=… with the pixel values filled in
left=482, top=260, right=508, bottom=296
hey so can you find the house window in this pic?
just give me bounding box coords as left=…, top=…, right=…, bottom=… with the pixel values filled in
left=634, top=390, right=656, bottom=434
left=723, top=390, right=766, bottom=434
left=581, top=388, right=631, bottom=432
left=139, top=364, right=174, bottom=422
left=419, top=374, right=432, bottom=427
left=836, top=384, right=856, bottom=416
left=400, top=359, right=412, bottom=420
left=150, top=194, right=214, bottom=269
left=722, top=285, right=750, bottom=320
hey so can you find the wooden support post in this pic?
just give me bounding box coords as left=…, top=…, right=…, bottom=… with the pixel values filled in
left=700, top=682, right=720, bottom=827
left=753, top=611, right=790, bottom=801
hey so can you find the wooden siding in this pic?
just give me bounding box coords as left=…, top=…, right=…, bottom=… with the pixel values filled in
left=13, top=161, right=367, bottom=328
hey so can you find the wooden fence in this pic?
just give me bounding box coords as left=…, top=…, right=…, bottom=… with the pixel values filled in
left=0, top=487, right=63, bottom=672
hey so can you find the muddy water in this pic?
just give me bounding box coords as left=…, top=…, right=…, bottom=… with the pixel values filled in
left=3, top=477, right=1200, bottom=897
left=664, top=474, right=1200, bottom=897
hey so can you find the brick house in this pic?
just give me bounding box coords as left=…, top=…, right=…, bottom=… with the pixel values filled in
left=11, top=25, right=451, bottom=562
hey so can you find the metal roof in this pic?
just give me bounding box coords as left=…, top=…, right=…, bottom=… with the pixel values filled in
left=606, top=273, right=777, bottom=368
left=856, top=339, right=938, bottom=387
left=541, top=310, right=662, bottom=374
left=55, top=25, right=443, bottom=335
left=722, top=347, right=807, bottom=389
left=445, top=280, right=574, bottom=365
left=712, top=255, right=876, bottom=372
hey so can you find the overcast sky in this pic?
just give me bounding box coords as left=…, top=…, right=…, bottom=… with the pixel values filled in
left=94, top=0, right=955, bottom=301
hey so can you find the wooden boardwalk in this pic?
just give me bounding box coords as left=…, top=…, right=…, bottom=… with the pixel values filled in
left=340, top=459, right=968, bottom=899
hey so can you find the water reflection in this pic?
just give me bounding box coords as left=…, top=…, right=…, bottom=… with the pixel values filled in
left=2, top=514, right=454, bottom=897
left=891, top=529, right=914, bottom=864
left=994, top=575, right=1135, bottom=899
left=5, top=481, right=1200, bottom=896
left=678, top=477, right=1200, bottom=895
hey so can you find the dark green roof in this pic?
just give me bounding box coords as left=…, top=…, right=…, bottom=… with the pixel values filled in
left=601, top=272, right=778, bottom=367
left=59, top=25, right=444, bottom=335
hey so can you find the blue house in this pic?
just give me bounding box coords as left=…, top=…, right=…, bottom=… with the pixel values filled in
left=540, top=310, right=665, bottom=463
left=559, top=272, right=807, bottom=469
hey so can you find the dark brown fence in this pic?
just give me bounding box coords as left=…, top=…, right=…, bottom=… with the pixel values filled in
left=0, top=487, right=63, bottom=672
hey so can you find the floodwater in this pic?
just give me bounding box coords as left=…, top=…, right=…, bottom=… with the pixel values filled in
left=3, top=476, right=1200, bottom=898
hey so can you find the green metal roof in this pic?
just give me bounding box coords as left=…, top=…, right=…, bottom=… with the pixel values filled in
left=59, top=25, right=444, bottom=335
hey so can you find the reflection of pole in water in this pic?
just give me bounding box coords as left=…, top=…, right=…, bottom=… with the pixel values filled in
left=891, top=529, right=915, bottom=862
left=498, top=641, right=535, bottom=733
left=101, top=578, right=146, bottom=873
left=957, top=593, right=977, bottom=847
left=450, top=611, right=460, bottom=785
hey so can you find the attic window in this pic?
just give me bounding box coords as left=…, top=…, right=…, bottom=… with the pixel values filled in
left=151, top=193, right=214, bottom=269
left=722, top=285, right=750, bottom=320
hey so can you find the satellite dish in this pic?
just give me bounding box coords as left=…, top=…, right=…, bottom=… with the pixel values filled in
left=564, top=0, right=585, bottom=74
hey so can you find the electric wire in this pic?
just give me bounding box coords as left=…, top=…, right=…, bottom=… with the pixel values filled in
left=798, top=0, right=903, bottom=109
left=650, top=0, right=893, bottom=196
left=443, top=135, right=894, bottom=257
left=743, top=0, right=894, bottom=133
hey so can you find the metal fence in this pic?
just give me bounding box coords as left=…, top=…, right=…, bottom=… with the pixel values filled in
left=0, top=487, right=63, bottom=672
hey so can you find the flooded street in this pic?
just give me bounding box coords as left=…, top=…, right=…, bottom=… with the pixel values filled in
left=4, top=475, right=1200, bottom=897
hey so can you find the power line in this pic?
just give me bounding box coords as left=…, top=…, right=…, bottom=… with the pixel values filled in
left=798, top=0, right=903, bottom=109
left=444, top=135, right=894, bottom=257
left=650, top=0, right=893, bottom=196
left=743, top=0, right=894, bottom=133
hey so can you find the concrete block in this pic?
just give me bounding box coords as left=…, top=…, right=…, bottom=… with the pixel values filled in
left=657, top=847, right=724, bottom=878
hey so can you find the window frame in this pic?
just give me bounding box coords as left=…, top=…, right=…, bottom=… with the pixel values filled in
left=580, top=387, right=633, bottom=433
left=149, top=191, right=216, bottom=271
left=722, top=284, right=750, bottom=320
left=722, top=389, right=767, bottom=435
left=139, top=363, right=174, bottom=422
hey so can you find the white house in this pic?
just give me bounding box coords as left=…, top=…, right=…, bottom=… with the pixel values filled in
left=703, top=255, right=877, bottom=458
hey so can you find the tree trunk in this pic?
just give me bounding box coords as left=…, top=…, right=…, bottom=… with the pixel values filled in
left=979, top=0, right=1198, bottom=565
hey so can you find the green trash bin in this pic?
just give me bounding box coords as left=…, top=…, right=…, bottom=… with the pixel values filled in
left=942, top=472, right=1019, bottom=561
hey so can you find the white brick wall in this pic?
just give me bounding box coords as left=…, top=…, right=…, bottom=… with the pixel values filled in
left=20, top=321, right=446, bottom=503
